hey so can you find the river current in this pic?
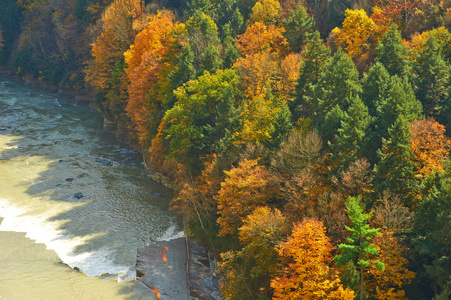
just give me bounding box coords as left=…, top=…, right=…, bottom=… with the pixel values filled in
left=0, top=78, right=183, bottom=299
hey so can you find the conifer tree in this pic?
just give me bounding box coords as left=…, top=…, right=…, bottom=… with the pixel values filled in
left=314, top=47, right=361, bottom=123
left=319, top=105, right=345, bottom=144
left=375, top=75, right=423, bottom=148
left=293, top=31, right=330, bottom=118
left=361, top=62, right=391, bottom=116
left=168, top=43, right=196, bottom=101
left=282, top=4, right=315, bottom=53
left=410, top=167, right=451, bottom=299
left=372, top=117, right=417, bottom=206
left=222, top=24, right=240, bottom=69
left=329, top=96, right=372, bottom=173
left=413, top=35, right=451, bottom=120
left=376, top=24, right=411, bottom=78
left=334, top=196, right=385, bottom=300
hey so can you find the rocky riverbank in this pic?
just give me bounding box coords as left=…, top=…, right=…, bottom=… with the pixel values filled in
left=135, top=237, right=220, bottom=300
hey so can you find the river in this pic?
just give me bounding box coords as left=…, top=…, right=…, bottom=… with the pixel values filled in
left=0, top=77, right=184, bottom=299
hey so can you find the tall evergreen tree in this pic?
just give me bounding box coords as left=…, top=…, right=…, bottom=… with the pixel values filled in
left=361, top=62, right=391, bottom=116
left=314, top=47, right=361, bottom=123
left=376, top=24, right=411, bottom=78
left=282, top=4, right=315, bottom=53
left=410, top=170, right=451, bottom=299
left=168, top=43, right=196, bottom=108
left=292, top=30, right=330, bottom=118
left=222, top=24, right=240, bottom=69
left=319, top=105, right=346, bottom=144
left=375, top=75, right=423, bottom=147
left=413, top=35, right=451, bottom=121
left=329, top=96, right=372, bottom=173
left=218, top=0, right=244, bottom=36
left=334, top=195, right=385, bottom=300
left=372, top=116, right=418, bottom=206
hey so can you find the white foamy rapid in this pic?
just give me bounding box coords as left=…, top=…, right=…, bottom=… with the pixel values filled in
left=0, top=198, right=133, bottom=281
left=156, top=225, right=185, bottom=242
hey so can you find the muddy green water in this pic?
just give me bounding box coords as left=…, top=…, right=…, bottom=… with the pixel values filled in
left=0, top=78, right=183, bottom=299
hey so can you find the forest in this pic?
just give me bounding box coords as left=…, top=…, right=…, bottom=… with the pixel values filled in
left=0, top=0, right=450, bottom=299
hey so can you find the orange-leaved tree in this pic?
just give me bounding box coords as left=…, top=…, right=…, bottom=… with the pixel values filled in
left=215, top=159, right=279, bottom=236
left=271, top=219, right=355, bottom=299
left=365, top=232, right=416, bottom=299
left=85, top=0, right=144, bottom=91
left=124, top=10, right=184, bottom=147
left=409, top=118, right=451, bottom=179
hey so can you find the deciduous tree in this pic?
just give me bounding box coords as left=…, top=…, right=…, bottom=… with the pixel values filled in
left=331, top=9, right=376, bottom=59
left=164, top=69, right=240, bottom=165
left=409, top=118, right=451, bottom=179
left=366, top=232, right=416, bottom=299
left=219, top=206, right=289, bottom=299
left=249, top=0, right=281, bottom=25
left=272, top=219, right=355, bottom=299
left=124, top=11, right=183, bottom=147
left=215, top=159, right=279, bottom=236
left=85, top=0, right=145, bottom=91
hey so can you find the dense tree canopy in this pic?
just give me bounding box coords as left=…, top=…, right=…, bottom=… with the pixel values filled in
left=3, top=0, right=449, bottom=298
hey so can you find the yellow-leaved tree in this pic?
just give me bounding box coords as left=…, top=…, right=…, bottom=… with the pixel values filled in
left=215, top=159, right=279, bottom=236
left=365, top=232, right=416, bottom=299
left=332, top=8, right=391, bottom=59
left=271, top=219, right=355, bottom=299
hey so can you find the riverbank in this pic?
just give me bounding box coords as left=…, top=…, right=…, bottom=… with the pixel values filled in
left=0, top=67, right=221, bottom=299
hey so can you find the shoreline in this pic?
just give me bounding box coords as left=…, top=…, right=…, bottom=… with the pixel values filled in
left=0, top=66, right=221, bottom=300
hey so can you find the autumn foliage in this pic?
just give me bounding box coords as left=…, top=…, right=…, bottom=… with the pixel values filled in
left=216, top=159, right=279, bottom=236
left=10, top=0, right=451, bottom=297
left=409, top=118, right=451, bottom=178
left=271, top=219, right=355, bottom=299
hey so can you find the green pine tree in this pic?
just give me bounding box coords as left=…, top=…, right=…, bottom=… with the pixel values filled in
left=376, top=24, right=411, bottom=78
left=374, top=75, right=422, bottom=151
left=372, top=116, right=418, bottom=206
left=292, top=30, right=330, bottom=119
left=282, top=4, right=315, bottom=53
left=222, top=24, right=240, bottom=69
left=167, top=44, right=196, bottom=108
left=411, top=169, right=451, bottom=299
left=334, top=195, right=385, bottom=300
left=315, top=47, right=361, bottom=122
left=318, top=104, right=345, bottom=144
left=413, top=35, right=451, bottom=120
left=361, top=62, right=391, bottom=116
left=202, top=44, right=222, bottom=74
left=329, top=95, right=373, bottom=173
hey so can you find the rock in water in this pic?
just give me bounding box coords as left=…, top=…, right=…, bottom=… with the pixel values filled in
left=74, top=192, right=84, bottom=199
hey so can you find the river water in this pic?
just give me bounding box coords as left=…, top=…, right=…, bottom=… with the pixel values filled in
left=0, top=78, right=183, bottom=299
